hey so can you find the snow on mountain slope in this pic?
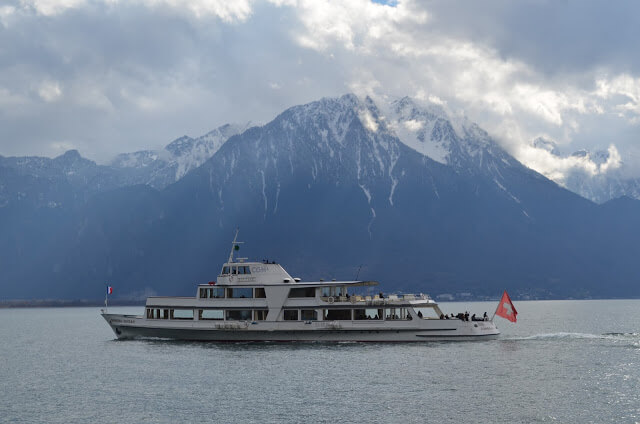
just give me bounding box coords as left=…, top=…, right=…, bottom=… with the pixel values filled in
left=382, top=96, right=520, bottom=173
left=111, top=122, right=251, bottom=188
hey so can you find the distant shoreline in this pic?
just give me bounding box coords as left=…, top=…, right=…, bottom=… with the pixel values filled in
left=2, top=297, right=639, bottom=309
left=0, top=299, right=144, bottom=308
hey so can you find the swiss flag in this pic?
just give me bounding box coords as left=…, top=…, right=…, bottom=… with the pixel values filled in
left=495, top=290, right=517, bottom=322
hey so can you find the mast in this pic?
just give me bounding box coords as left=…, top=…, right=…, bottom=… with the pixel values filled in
left=227, top=228, right=244, bottom=263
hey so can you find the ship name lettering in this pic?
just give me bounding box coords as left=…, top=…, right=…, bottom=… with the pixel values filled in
left=251, top=266, right=268, bottom=273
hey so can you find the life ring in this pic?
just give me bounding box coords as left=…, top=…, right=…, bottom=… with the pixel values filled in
left=328, top=296, right=335, bottom=304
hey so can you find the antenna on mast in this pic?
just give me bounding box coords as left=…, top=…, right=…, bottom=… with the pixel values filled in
left=228, top=228, right=244, bottom=263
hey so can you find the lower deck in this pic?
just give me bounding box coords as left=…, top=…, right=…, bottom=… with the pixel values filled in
left=102, top=313, right=500, bottom=341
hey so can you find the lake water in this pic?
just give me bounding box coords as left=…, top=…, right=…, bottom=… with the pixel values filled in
left=1, top=300, right=639, bottom=423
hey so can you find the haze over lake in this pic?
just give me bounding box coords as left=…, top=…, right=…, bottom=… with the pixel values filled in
left=2, top=300, right=639, bottom=423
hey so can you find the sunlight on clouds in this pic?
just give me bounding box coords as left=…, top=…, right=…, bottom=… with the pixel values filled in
left=518, top=143, right=622, bottom=184
left=37, top=81, right=62, bottom=102
left=291, top=0, right=426, bottom=52
left=281, top=0, right=637, bottom=182
left=20, top=0, right=86, bottom=16
left=19, top=0, right=253, bottom=21
left=139, top=0, right=253, bottom=21
left=595, top=74, right=640, bottom=123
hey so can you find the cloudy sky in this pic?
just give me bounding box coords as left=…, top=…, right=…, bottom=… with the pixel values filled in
left=1, top=0, right=640, bottom=182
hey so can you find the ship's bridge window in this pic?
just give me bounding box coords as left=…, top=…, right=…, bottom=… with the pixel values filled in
left=288, top=287, right=316, bottom=298
left=227, top=287, right=253, bottom=298
left=199, top=309, right=223, bottom=320
left=226, top=310, right=252, bottom=321
left=236, top=266, right=251, bottom=275
left=222, top=266, right=230, bottom=275
left=255, top=287, right=266, bottom=298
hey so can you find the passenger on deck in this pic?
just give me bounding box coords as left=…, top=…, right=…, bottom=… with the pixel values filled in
left=419, top=311, right=424, bottom=318
left=445, top=314, right=450, bottom=319
left=439, top=313, right=444, bottom=319
left=483, top=312, right=488, bottom=321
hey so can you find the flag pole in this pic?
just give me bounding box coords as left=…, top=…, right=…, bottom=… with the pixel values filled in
left=104, top=283, right=109, bottom=313
left=490, top=290, right=504, bottom=322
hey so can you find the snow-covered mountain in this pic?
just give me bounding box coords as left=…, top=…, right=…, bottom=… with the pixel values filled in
left=383, top=96, right=519, bottom=172
left=111, top=122, right=251, bottom=189
left=528, top=137, right=640, bottom=203
left=2, top=93, right=640, bottom=301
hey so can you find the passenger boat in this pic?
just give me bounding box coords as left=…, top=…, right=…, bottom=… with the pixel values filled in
left=101, top=233, right=500, bottom=341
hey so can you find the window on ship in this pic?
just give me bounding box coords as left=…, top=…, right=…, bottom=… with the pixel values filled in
left=301, top=309, right=317, bottom=320
left=236, top=266, right=251, bottom=275
left=283, top=310, right=299, bottom=320
left=253, top=310, right=268, bottom=320
left=226, top=310, right=252, bottom=321
left=323, top=309, right=352, bottom=320
left=172, top=309, right=194, bottom=320
left=222, top=266, right=230, bottom=275
left=354, top=308, right=383, bottom=320
left=288, top=287, right=316, bottom=298
left=255, top=287, right=266, bottom=298
left=385, top=308, right=410, bottom=320
left=227, top=287, right=253, bottom=298
left=413, top=307, right=439, bottom=319
left=199, top=310, right=223, bottom=320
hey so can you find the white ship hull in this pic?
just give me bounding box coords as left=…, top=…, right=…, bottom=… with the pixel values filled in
left=102, top=313, right=500, bottom=342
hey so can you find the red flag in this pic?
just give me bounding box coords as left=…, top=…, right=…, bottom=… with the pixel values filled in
left=107, top=286, right=113, bottom=295
left=495, top=290, right=517, bottom=322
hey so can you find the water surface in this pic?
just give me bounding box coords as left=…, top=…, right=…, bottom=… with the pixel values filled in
left=1, top=300, right=639, bottom=423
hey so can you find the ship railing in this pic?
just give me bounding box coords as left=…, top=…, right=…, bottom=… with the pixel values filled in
left=320, top=293, right=431, bottom=305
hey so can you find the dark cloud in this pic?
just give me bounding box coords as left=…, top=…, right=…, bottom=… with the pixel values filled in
left=423, top=0, right=640, bottom=77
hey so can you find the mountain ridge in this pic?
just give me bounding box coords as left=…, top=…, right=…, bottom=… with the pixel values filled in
left=1, top=94, right=638, bottom=300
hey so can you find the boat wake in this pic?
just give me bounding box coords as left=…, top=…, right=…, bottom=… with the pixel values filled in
left=505, top=332, right=640, bottom=347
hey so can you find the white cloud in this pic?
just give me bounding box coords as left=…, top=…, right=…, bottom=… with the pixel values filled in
left=18, top=0, right=253, bottom=21
left=518, top=142, right=623, bottom=184
left=136, top=0, right=253, bottom=21
left=358, top=108, right=378, bottom=133
left=37, top=80, right=62, bottom=102
left=1, top=0, right=640, bottom=184
left=19, top=0, right=86, bottom=16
